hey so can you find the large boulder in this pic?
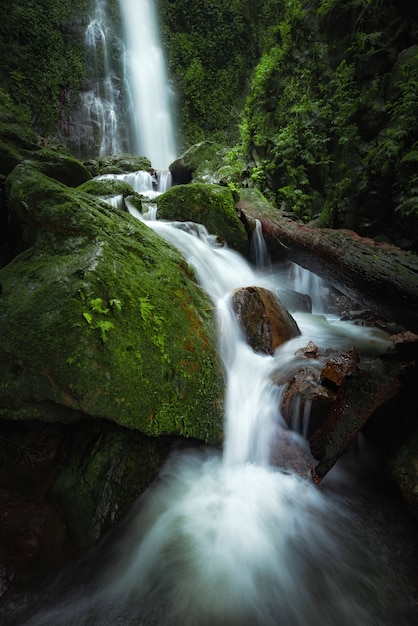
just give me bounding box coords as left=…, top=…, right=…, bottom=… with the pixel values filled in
left=169, top=141, right=221, bottom=184
left=157, top=182, right=249, bottom=255
left=0, top=163, right=224, bottom=444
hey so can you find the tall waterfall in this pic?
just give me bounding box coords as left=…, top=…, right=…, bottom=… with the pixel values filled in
left=119, top=0, right=177, bottom=169
left=82, top=0, right=123, bottom=156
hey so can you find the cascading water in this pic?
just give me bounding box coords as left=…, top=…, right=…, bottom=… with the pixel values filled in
left=5, top=208, right=416, bottom=626
left=119, top=0, right=177, bottom=169
left=82, top=0, right=123, bottom=156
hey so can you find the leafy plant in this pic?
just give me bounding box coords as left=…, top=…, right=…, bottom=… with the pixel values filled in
left=80, top=292, right=122, bottom=344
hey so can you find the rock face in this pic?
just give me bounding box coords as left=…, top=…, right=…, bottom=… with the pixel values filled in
left=0, top=161, right=224, bottom=444
left=157, top=182, right=249, bottom=256
left=231, top=286, right=301, bottom=354
left=0, top=121, right=227, bottom=584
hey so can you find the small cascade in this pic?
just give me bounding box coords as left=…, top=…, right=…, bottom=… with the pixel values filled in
left=250, top=219, right=271, bottom=269
left=289, top=262, right=329, bottom=313
left=82, top=0, right=123, bottom=156
left=97, top=167, right=172, bottom=201
left=119, top=0, right=177, bottom=169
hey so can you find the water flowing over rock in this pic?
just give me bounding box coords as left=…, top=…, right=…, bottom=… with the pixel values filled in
left=157, top=182, right=249, bottom=255
left=231, top=286, right=300, bottom=354
left=0, top=160, right=224, bottom=443
left=238, top=190, right=418, bottom=334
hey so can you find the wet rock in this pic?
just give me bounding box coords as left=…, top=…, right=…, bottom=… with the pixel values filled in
left=389, top=428, right=418, bottom=520
left=169, top=141, right=221, bottom=185
left=320, top=347, right=360, bottom=390
left=0, top=419, right=172, bottom=584
left=0, top=163, right=224, bottom=444
left=157, top=182, right=248, bottom=255
left=231, top=286, right=301, bottom=354
left=84, top=154, right=152, bottom=176
left=270, top=426, right=312, bottom=478
left=310, top=359, right=404, bottom=483
left=280, top=365, right=337, bottom=437
left=387, top=330, right=418, bottom=361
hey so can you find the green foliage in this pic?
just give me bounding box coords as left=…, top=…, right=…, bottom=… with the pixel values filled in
left=0, top=0, right=89, bottom=136
left=81, top=293, right=120, bottom=343
left=160, top=0, right=284, bottom=146
left=234, top=0, right=418, bottom=243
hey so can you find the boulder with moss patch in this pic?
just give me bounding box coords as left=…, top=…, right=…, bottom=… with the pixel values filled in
left=0, top=163, right=224, bottom=444
left=157, top=182, right=249, bottom=256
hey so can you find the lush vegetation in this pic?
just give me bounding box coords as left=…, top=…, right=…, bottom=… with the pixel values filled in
left=159, top=0, right=284, bottom=147
left=232, top=0, right=418, bottom=246
left=0, top=0, right=417, bottom=247
left=0, top=0, right=92, bottom=135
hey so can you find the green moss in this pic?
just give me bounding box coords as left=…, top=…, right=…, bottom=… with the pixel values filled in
left=157, top=182, right=249, bottom=255
left=0, top=164, right=224, bottom=444
left=48, top=420, right=170, bottom=548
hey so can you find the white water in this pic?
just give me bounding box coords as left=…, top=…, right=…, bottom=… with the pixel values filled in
left=83, top=0, right=123, bottom=156
left=120, top=0, right=177, bottom=169
left=6, top=203, right=416, bottom=625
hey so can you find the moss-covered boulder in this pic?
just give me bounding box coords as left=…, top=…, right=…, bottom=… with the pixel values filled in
left=0, top=163, right=224, bottom=444
left=77, top=178, right=144, bottom=214
left=169, top=141, right=219, bottom=184
left=23, top=147, right=92, bottom=188
left=157, top=182, right=249, bottom=256
left=84, top=153, right=152, bottom=177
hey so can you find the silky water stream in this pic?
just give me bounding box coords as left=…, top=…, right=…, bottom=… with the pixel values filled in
left=3, top=207, right=417, bottom=625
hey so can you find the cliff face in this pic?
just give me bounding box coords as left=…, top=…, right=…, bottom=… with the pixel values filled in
left=237, top=0, right=418, bottom=249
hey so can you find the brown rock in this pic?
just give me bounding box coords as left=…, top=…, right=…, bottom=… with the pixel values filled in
left=320, top=347, right=360, bottom=389
left=310, top=359, right=404, bottom=482
left=232, top=286, right=300, bottom=354
left=280, top=365, right=337, bottom=437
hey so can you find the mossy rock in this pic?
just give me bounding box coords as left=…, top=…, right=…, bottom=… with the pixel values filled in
left=84, top=153, right=152, bottom=177
left=0, top=125, right=41, bottom=177
left=0, top=164, right=224, bottom=444
left=77, top=178, right=136, bottom=198
left=23, top=147, right=92, bottom=188
left=48, top=420, right=171, bottom=549
left=169, top=141, right=223, bottom=184
left=157, top=182, right=249, bottom=255
left=77, top=178, right=143, bottom=214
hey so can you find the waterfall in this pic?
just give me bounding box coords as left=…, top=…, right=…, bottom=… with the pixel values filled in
left=8, top=210, right=416, bottom=626
left=82, top=0, right=123, bottom=156
left=119, top=0, right=177, bottom=169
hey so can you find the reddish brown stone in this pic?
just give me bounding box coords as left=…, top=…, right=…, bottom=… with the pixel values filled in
left=310, top=359, right=404, bottom=482
left=232, top=286, right=300, bottom=354
left=280, top=365, right=337, bottom=437
left=320, top=347, right=359, bottom=389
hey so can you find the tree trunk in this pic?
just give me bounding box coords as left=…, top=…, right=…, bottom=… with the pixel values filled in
left=238, top=201, right=418, bottom=333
